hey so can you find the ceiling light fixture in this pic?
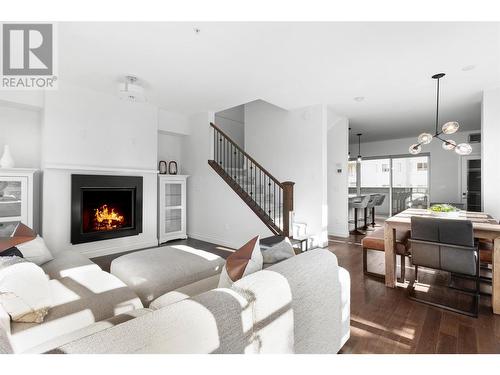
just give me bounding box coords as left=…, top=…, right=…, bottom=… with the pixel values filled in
left=118, top=75, right=146, bottom=102
left=354, top=96, right=365, bottom=102
left=408, top=73, right=472, bottom=156
left=357, top=133, right=363, bottom=162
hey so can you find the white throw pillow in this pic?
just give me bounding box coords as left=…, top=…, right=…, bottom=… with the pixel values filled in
left=0, top=256, right=52, bottom=323
left=261, top=237, right=296, bottom=264
left=218, top=236, right=263, bottom=288
left=16, top=236, right=54, bottom=266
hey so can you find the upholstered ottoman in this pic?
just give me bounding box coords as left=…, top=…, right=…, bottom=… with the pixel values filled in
left=110, top=246, right=225, bottom=306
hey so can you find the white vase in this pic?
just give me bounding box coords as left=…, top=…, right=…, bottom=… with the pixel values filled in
left=0, top=145, right=15, bottom=168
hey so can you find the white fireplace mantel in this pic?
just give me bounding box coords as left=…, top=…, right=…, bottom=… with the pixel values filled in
left=43, top=164, right=159, bottom=174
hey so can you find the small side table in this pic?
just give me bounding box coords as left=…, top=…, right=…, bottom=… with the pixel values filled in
left=291, top=236, right=309, bottom=252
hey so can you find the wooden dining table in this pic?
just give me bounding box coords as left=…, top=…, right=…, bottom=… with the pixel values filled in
left=384, top=208, right=500, bottom=315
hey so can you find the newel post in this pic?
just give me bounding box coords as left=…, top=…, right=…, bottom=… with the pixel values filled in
left=282, top=181, right=295, bottom=238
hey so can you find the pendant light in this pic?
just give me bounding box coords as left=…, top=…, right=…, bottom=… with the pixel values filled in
left=357, top=133, right=362, bottom=162
left=409, top=73, right=472, bottom=156
left=348, top=127, right=352, bottom=160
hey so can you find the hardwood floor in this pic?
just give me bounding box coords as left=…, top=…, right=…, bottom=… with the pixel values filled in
left=330, top=231, right=500, bottom=354
left=92, top=233, right=500, bottom=354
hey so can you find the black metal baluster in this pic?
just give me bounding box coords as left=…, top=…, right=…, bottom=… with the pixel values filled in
left=274, top=183, right=276, bottom=225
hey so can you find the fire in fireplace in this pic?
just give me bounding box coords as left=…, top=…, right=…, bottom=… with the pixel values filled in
left=71, top=175, right=143, bottom=244
left=93, top=205, right=125, bottom=231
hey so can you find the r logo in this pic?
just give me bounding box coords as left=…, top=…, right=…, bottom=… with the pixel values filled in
left=2, top=24, right=53, bottom=75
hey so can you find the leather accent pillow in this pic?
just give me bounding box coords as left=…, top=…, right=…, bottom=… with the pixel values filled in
left=218, top=236, right=263, bottom=288
left=261, top=237, right=295, bottom=264
left=0, top=223, right=36, bottom=252
left=0, top=223, right=53, bottom=265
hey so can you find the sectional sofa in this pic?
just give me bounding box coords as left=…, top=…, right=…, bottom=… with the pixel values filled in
left=1, top=247, right=350, bottom=354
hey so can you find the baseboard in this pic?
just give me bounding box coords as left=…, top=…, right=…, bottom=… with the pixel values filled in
left=79, top=239, right=159, bottom=258
left=328, top=231, right=349, bottom=238
left=187, top=232, right=238, bottom=250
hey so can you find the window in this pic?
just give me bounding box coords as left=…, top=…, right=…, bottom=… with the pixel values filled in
left=417, top=162, right=428, bottom=171
left=348, top=161, right=357, bottom=188
left=382, top=164, right=390, bottom=173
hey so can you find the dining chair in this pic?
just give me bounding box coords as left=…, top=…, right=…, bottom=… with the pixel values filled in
left=408, top=216, right=480, bottom=317
left=361, top=227, right=410, bottom=282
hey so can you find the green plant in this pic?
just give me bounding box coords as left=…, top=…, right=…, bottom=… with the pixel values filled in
left=429, top=204, right=458, bottom=213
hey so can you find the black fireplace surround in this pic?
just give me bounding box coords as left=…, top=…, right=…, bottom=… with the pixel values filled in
left=71, top=174, right=143, bottom=244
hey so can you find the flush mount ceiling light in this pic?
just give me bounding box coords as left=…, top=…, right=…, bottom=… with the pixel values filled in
left=354, top=96, right=365, bottom=102
left=118, top=75, right=146, bottom=102
left=408, top=73, right=472, bottom=156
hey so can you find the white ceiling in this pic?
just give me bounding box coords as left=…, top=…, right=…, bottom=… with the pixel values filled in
left=58, top=22, right=500, bottom=142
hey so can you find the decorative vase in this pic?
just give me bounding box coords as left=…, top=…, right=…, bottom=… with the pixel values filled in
left=0, top=145, right=15, bottom=168
left=168, top=161, right=178, bottom=175
left=158, top=160, right=167, bottom=174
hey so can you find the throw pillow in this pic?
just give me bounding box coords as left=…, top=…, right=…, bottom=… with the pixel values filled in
left=0, top=222, right=36, bottom=252
left=16, top=236, right=54, bottom=266
left=218, top=236, right=263, bottom=288
left=0, top=256, right=51, bottom=323
left=261, top=237, right=295, bottom=264
left=0, top=223, right=53, bottom=265
left=0, top=247, right=23, bottom=258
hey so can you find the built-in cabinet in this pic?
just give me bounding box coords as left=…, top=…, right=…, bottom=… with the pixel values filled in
left=0, top=169, right=40, bottom=233
left=158, top=175, right=188, bottom=244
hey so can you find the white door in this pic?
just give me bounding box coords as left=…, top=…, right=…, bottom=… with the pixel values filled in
left=461, top=155, right=481, bottom=211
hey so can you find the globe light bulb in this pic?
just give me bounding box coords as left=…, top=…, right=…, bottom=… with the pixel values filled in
left=442, top=121, right=460, bottom=135
left=409, top=144, right=422, bottom=155
left=455, top=143, right=472, bottom=155
left=442, top=139, right=456, bottom=150
left=357, top=155, right=362, bottom=163
left=418, top=132, right=433, bottom=145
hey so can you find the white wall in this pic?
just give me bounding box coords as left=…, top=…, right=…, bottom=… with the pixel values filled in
left=158, top=132, right=184, bottom=173
left=482, top=88, right=500, bottom=220
left=348, top=130, right=481, bottom=205
left=158, top=108, right=190, bottom=136
left=327, top=111, right=349, bottom=237
left=215, top=105, right=245, bottom=149
left=0, top=105, right=41, bottom=169
left=244, top=100, right=329, bottom=247
left=41, top=82, right=159, bottom=256
left=182, top=112, right=271, bottom=249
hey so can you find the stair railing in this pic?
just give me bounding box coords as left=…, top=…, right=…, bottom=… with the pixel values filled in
left=209, top=122, right=294, bottom=237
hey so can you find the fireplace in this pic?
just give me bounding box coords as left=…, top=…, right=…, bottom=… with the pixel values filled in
left=71, top=174, right=143, bottom=244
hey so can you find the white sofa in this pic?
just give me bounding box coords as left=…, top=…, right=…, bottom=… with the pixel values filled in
left=1, top=248, right=350, bottom=354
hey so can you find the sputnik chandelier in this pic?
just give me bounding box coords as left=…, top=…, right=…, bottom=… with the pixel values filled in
left=409, top=73, right=472, bottom=156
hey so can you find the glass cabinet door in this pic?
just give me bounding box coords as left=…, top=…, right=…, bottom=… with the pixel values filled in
left=0, top=176, right=28, bottom=223
left=164, top=182, right=183, bottom=234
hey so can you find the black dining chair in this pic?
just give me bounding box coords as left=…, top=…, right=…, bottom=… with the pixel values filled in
left=408, top=216, right=480, bottom=317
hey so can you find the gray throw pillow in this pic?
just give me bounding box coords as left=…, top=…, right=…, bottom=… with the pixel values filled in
left=261, top=237, right=295, bottom=264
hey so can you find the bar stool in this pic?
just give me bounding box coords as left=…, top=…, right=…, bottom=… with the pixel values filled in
left=370, top=194, right=386, bottom=228
left=349, top=195, right=370, bottom=235
left=364, top=194, right=379, bottom=231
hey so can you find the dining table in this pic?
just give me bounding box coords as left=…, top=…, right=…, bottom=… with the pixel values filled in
left=384, top=208, right=500, bottom=315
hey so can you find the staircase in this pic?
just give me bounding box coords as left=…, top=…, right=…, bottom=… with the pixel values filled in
left=208, top=122, right=294, bottom=237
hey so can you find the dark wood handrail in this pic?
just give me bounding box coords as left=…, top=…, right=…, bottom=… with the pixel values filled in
left=210, top=122, right=284, bottom=188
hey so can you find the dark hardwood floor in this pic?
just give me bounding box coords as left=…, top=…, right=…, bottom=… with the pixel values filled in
left=331, top=230, right=500, bottom=354
left=92, top=233, right=500, bottom=354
